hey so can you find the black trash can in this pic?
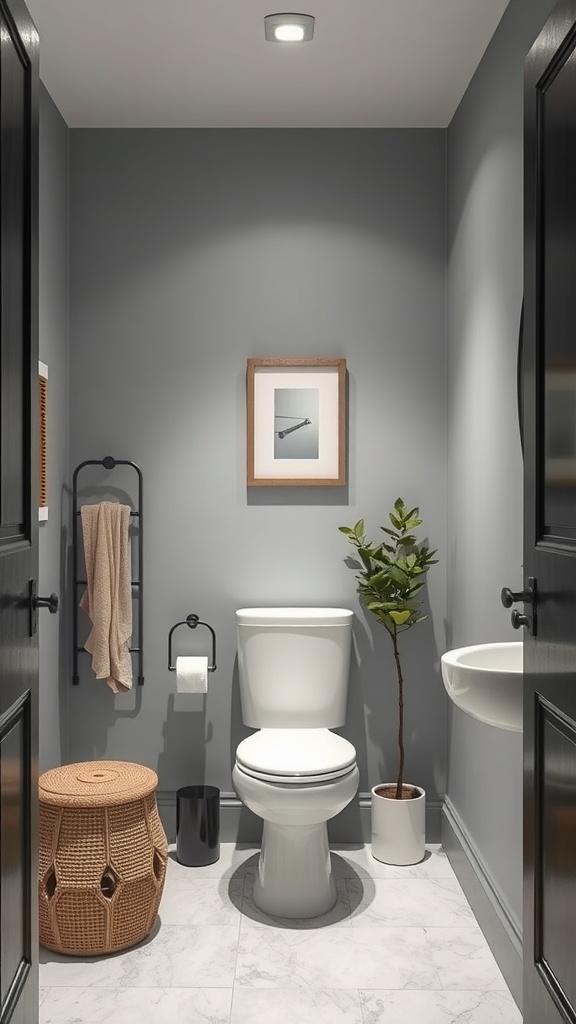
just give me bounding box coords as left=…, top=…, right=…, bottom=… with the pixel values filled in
left=176, top=785, right=220, bottom=866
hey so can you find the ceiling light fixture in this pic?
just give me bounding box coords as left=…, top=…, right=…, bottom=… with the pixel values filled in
left=264, top=13, right=315, bottom=43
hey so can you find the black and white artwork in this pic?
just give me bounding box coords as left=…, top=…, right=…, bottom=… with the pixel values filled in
left=246, top=357, right=346, bottom=486
left=274, top=387, right=319, bottom=459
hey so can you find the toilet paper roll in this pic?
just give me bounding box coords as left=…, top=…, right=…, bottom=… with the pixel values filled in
left=176, top=656, right=208, bottom=693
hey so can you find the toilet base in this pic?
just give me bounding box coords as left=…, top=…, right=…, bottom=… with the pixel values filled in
left=253, top=820, right=336, bottom=918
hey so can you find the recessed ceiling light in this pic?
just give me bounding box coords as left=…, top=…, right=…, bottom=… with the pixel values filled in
left=264, top=13, right=315, bottom=43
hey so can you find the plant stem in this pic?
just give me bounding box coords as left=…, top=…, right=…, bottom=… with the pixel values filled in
left=391, top=624, right=404, bottom=799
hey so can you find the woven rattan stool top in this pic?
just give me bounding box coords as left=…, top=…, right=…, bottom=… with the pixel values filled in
left=39, top=761, right=158, bottom=807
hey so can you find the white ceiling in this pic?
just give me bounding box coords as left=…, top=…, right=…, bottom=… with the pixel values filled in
left=25, top=0, right=512, bottom=129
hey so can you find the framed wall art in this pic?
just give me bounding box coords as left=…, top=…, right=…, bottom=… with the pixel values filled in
left=246, top=357, right=346, bottom=486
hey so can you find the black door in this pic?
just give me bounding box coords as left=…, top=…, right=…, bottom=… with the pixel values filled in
left=523, top=2, right=576, bottom=1021
left=0, top=1, right=39, bottom=1022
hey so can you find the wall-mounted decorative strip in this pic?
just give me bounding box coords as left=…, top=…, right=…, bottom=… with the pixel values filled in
left=39, top=361, right=48, bottom=520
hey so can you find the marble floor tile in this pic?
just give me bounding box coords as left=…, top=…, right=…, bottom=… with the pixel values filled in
left=424, top=926, right=509, bottom=990
left=359, top=988, right=522, bottom=1024
left=331, top=845, right=456, bottom=880
left=235, top=925, right=441, bottom=990
left=40, top=925, right=238, bottom=988
left=40, top=986, right=232, bottom=1024
left=160, top=876, right=243, bottom=927
left=230, top=987, right=364, bottom=1024
left=166, top=843, right=258, bottom=880
left=36, top=842, right=519, bottom=1024
left=241, top=870, right=353, bottom=929
left=347, top=876, right=476, bottom=928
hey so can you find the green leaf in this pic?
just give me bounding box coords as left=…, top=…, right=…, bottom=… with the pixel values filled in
left=367, top=548, right=390, bottom=567
left=396, top=535, right=416, bottom=547
left=406, top=517, right=422, bottom=529
left=389, top=609, right=411, bottom=625
left=389, top=512, right=402, bottom=530
left=365, top=568, right=389, bottom=585
left=388, top=565, right=410, bottom=587
left=338, top=526, right=355, bottom=535
left=356, top=545, right=374, bottom=558
left=353, top=519, right=365, bottom=538
left=369, top=545, right=388, bottom=561
left=394, top=497, right=405, bottom=513
left=356, top=547, right=374, bottom=573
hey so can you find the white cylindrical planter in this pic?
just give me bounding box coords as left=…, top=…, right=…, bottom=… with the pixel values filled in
left=371, top=784, right=425, bottom=865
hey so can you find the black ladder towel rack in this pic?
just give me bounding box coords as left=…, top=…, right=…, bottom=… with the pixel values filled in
left=72, top=456, right=144, bottom=685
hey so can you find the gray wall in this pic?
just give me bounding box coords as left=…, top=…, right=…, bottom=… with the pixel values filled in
left=38, top=86, right=70, bottom=772
left=68, top=129, right=447, bottom=839
left=445, top=0, right=557, bottom=970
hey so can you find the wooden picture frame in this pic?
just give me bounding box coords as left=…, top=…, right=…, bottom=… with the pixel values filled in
left=246, top=357, right=346, bottom=486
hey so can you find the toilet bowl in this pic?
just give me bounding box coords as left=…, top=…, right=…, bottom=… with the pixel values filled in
left=234, top=608, right=358, bottom=918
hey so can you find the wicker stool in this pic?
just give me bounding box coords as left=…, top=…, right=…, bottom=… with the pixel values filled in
left=38, top=761, right=167, bottom=956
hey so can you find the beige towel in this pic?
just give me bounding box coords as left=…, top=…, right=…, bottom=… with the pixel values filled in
left=80, top=501, right=133, bottom=693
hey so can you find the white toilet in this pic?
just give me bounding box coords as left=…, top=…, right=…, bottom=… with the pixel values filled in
left=232, top=607, right=359, bottom=918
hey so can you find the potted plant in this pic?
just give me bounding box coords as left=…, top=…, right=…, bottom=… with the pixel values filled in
left=339, top=498, right=437, bottom=864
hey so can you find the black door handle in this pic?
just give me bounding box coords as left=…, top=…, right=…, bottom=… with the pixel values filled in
left=501, top=586, right=531, bottom=608
left=511, top=609, right=529, bottom=629
left=34, top=592, right=59, bottom=613
left=29, top=579, right=59, bottom=636
left=501, top=577, right=537, bottom=635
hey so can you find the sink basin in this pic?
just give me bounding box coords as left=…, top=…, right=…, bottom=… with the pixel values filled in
left=441, top=642, right=523, bottom=732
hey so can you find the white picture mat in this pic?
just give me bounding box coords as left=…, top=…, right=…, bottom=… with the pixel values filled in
left=253, top=367, right=340, bottom=480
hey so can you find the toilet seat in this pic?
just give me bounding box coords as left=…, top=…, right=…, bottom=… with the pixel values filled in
left=235, top=762, right=357, bottom=784
left=235, top=728, right=357, bottom=785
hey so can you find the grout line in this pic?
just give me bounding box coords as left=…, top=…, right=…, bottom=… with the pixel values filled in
left=358, top=988, right=368, bottom=1024
left=230, top=863, right=251, bottom=1003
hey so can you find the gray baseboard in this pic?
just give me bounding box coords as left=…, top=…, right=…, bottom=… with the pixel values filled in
left=442, top=797, right=522, bottom=1012
left=157, top=790, right=443, bottom=845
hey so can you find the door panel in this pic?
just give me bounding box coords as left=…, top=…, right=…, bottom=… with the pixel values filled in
left=0, top=3, right=26, bottom=536
left=0, top=2, right=39, bottom=1022
left=524, top=2, right=576, bottom=1021
left=539, top=702, right=576, bottom=1010
left=0, top=697, right=31, bottom=1014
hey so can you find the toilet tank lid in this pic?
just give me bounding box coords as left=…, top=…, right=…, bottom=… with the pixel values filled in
left=236, top=607, right=353, bottom=626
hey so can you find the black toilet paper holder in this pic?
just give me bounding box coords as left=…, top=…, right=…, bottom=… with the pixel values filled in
left=168, top=614, right=217, bottom=672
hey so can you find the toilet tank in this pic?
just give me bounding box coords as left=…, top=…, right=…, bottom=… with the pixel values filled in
left=236, top=608, right=354, bottom=729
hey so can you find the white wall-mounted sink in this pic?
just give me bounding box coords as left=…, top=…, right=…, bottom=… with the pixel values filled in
left=441, top=642, right=523, bottom=732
